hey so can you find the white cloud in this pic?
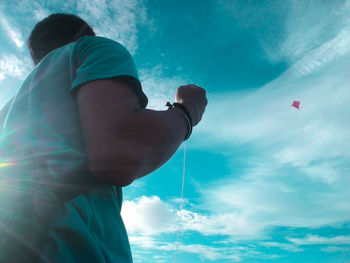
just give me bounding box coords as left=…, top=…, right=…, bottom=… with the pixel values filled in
left=261, top=242, right=303, bottom=252
left=122, top=194, right=267, bottom=239
left=128, top=235, right=288, bottom=262
left=0, top=12, right=24, bottom=48
left=217, top=0, right=350, bottom=69
left=199, top=169, right=350, bottom=241
left=0, top=54, right=30, bottom=78
left=263, top=0, right=350, bottom=66
left=128, top=233, right=253, bottom=262
left=287, top=235, right=350, bottom=246
left=128, top=235, right=157, bottom=249
left=158, top=243, right=243, bottom=261
left=33, top=7, right=50, bottom=21
left=75, top=0, right=149, bottom=54
left=122, top=196, right=177, bottom=235
left=289, top=26, right=350, bottom=77
left=139, top=65, right=189, bottom=110
left=321, top=246, right=350, bottom=253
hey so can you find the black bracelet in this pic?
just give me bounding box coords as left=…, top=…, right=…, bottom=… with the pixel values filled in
left=166, top=102, right=193, bottom=141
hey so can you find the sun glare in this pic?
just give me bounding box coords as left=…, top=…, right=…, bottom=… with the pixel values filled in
left=0, top=162, right=15, bottom=168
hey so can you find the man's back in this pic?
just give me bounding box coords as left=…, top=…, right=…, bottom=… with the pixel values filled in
left=0, top=36, right=145, bottom=262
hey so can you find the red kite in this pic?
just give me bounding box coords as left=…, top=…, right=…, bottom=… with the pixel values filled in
left=292, top=100, right=300, bottom=110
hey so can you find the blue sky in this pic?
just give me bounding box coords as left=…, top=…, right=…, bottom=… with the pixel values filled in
left=1, top=0, right=350, bottom=262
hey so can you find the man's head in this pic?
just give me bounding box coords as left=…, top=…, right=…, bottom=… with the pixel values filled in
left=27, top=13, right=95, bottom=65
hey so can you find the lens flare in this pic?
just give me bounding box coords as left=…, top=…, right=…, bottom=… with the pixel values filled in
left=0, top=162, right=16, bottom=168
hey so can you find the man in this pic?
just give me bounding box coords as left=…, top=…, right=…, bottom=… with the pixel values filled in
left=0, top=13, right=207, bottom=262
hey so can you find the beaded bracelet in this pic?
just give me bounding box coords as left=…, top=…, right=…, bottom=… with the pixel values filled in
left=166, top=102, right=193, bottom=141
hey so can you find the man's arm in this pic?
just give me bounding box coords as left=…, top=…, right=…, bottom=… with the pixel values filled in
left=77, top=77, right=206, bottom=186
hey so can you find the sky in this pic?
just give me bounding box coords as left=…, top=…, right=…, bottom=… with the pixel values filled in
left=0, top=0, right=350, bottom=262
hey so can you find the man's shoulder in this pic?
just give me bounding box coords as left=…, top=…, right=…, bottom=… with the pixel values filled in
left=74, top=36, right=125, bottom=51
left=71, top=35, right=133, bottom=70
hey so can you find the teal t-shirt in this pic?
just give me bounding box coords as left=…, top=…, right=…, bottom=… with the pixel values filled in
left=0, top=36, right=147, bottom=262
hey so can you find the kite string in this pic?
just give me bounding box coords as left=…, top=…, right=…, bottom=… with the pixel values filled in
left=174, top=142, right=187, bottom=263
left=298, top=109, right=305, bottom=136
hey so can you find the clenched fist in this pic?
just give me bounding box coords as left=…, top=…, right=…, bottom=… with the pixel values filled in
left=175, top=84, right=208, bottom=127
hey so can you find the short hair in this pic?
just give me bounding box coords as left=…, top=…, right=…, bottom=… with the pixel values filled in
left=27, top=13, right=95, bottom=65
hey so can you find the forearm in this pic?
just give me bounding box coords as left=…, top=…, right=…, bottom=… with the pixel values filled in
left=128, top=107, right=188, bottom=179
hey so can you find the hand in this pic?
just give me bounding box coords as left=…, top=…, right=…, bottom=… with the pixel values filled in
left=175, top=84, right=208, bottom=126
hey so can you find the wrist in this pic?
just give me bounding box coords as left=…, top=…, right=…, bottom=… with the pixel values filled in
left=166, top=102, right=193, bottom=141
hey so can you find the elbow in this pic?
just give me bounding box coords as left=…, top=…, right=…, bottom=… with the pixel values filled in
left=112, top=172, right=135, bottom=187
left=86, top=147, right=146, bottom=187
left=87, top=158, right=139, bottom=187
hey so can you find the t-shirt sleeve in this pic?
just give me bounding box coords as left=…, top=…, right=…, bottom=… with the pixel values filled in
left=71, top=36, right=148, bottom=108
